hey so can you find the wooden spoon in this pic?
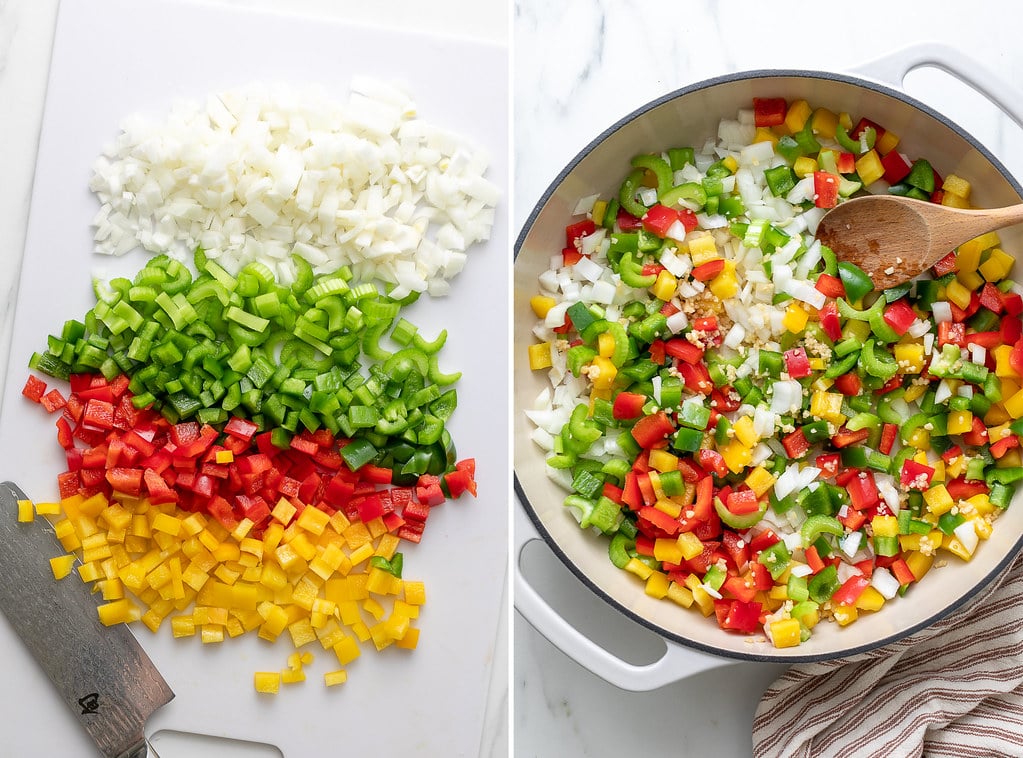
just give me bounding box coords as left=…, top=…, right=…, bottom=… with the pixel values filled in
left=814, top=194, right=1023, bottom=291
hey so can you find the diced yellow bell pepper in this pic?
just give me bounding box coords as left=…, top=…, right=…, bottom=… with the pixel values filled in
left=957, top=232, right=1000, bottom=273
left=941, top=534, right=974, bottom=561
left=17, top=499, right=34, bottom=523
left=893, top=343, right=925, bottom=374
left=754, top=127, right=778, bottom=145
left=945, top=279, right=973, bottom=310
left=770, top=618, right=803, bottom=648
left=956, top=270, right=984, bottom=291
left=942, top=174, right=972, bottom=200
left=254, top=671, right=281, bottom=694
left=591, top=200, right=608, bottom=224
left=676, top=531, right=705, bottom=561
left=645, top=570, right=671, bottom=599
left=597, top=331, right=616, bottom=359
left=97, top=598, right=141, bottom=626
left=903, top=382, right=928, bottom=404
left=923, top=483, right=955, bottom=516
left=782, top=302, right=809, bottom=333
left=785, top=99, right=813, bottom=133
left=855, top=150, right=884, bottom=186
left=906, top=427, right=930, bottom=450
left=792, top=603, right=819, bottom=629
left=832, top=605, right=859, bottom=626
left=683, top=573, right=715, bottom=616
left=323, top=669, right=348, bottom=687
left=589, top=356, right=617, bottom=390
left=528, top=342, right=553, bottom=371
left=855, top=586, right=886, bottom=612
left=745, top=466, right=776, bottom=497
left=648, top=448, right=679, bottom=473
left=986, top=403, right=1013, bottom=426
left=732, top=415, right=758, bottom=448
left=49, top=554, right=76, bottom=580
left=872, top=515, right=899, bottom=538
left=650, top=269, right=678, bottom=301
left=811, top=107, right=839, bottom=138
left=876, top=129, right=900, bottom=156
left=718, top=439, right=753, bottom=473
left=1004, top=388, right=1023, bottom=419
left=993, top=344, right=1018, bottom=379
left=947, top=410, right=973, bottom=435
left=905, top=550, right=934, bottom=581
left=793, top=156, right=818, bottom=178
left=653, top=538, right=684, bottom=565
left=721, top=155, right=739, bottom=173
left=666, top=581, right=694, bottom=608
left=687, top=233, right=719, bottom=266
left=625, top=557, right=653, bottom=580
left=809, top=390, right=846, bottom=426
left=979, top=248, right=1014, bottom=282
left=530, top=294, right=557, bottom=319
left=709, top=260, right=739, bottom=300
left=941, top=190, right=970, bottom=209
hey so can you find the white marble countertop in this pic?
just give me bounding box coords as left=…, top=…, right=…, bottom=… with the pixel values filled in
left=0, top=1, right=507, bottom=756
left=513, top=2, right=1023, bottom=756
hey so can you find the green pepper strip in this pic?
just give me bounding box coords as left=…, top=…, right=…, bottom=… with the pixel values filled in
left=861, top=339, right=898, bottom=380
left=659, top=182, right=707, bottom=209
left=837, top=295, right=885, bottom=322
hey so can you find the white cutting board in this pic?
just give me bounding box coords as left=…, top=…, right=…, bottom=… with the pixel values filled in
left=0, top=0, right=509, bottom=755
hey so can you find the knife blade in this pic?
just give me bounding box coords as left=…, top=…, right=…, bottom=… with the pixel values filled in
left=0, top=481, right=174, bottom=758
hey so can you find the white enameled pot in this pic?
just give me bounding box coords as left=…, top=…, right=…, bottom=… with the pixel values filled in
left=514, top=44, right=1023, bottom=690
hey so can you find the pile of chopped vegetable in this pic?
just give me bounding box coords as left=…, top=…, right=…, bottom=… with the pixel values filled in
left=18, top=79, right=492, bottom=691
left=525, top=96, right=1023, bottom=648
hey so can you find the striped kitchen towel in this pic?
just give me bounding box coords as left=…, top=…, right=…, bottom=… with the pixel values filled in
left=752, top=553, right=1023, bottom=758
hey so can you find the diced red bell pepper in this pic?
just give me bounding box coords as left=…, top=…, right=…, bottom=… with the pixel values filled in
left=749, top=530, right=780, bottom=555
left=613, top=392, right=647, bottom=420
left=665, top=338, right=704, bottom=364
left=991, top=435, right=1020, bottom=459
left=224, top=417, right=259, bottom=441
left=638, top=506, right=681, bottom=536
left=835, top=151, right=856, bottom=174
left=753, top=97, right=787, bottom=127
left=805, top=545, right=826, bottom=574
left=781, top=428, right=810, bottom=459
left=711, top=387, right=740, bottom=413
left=967, top=331, right=1002, bottom=350
left=561, top=247, right=584, bottom=266
left=851, top=117, right=886, bottom=142
left=946, top=477, right=989, bottom=500
left=415, top=475, right=446, bottom=507
left=1002, top=316, right=1023, bottom=346
left=847, top=471, right=879, bottom=510
left=900, top=459, right=935, bottom=490
left=932, top=251, right=958, bottom=277
left=678, top=361, right=714, bottom=395
left=813, top=172, right=840, bottom=209
left=816, top=453, right=841, bottom=478
left=879, top=423, right=898, bottom=456
left=649, top=339, right=666, bottom=365
left=721, top=575, right=757, bottom=604
left=881, top=151, right=913, bottom=184
left=1002, top=292, right=1023, bottom=316
left=833, top=372, right=861, bottom=397
left=783, top=347, right=812, bottom=379
left=631, top=411, right=675, bottom=449
left=890, top=558, right=916, bottom=585
left=691, top=259, right=725, bottom=282
left=616, top=208, right=643, bottom=231
left=696, top=449, right=728, bottom=479
left=832, top=575, right=870, bottom=607
left=962, top=416, right=989, bottom=446
left=40, top=389, right=67, bottom=413
left=938, top=321, right=967, bottom=348
left=883, top=299, right=917, bottom=336
left=642, top=204, right=682, bottom=238
left=979, top=282, right=1005, bottom=314
left=721, top=531, right=750, bottom=571
left=566, top=219, right=597, bottom=248
left=721, top=600, right=763, bottom=634
left=831, top=427, right=870, bottom=448
left=106, top=467, right=143, bottom=497
left=815, top=274, right=846, bottom=300
left=82, top=399, right=115, bottom=430
left=641, top=263, right=666, bottom=277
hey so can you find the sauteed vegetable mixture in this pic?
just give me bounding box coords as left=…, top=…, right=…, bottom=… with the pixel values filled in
left=525, top=97, right=1023, bottom=647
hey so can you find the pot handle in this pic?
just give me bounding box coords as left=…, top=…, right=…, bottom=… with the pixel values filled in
left=513, top=501, right=729, bottom=691
left=851, top=42, right=1023, bottom=131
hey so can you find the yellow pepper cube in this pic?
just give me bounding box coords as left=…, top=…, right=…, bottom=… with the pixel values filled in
left=942, top=174, right=972, bottom=200
left=811, top=107, right=839, bottom=138
left=855, top=150, right=884, bottom=186
left=956, top=270, right=984, bottom=291
left=942, top=191, right=970, bottom=209
left=650, top=269, right=678, bottom=302
left=97, top=598, right=141, bottom=626
left=732, top=416, right=758, bottom=448
left=809, top=391, right=846, bottom=426
left=296, top=506, right=330, bottom=536
left=784, top=99, right=812, bottom=133
left=744, top=466, right=776, bottom=497
left=403, top=580, right=426, bottom=606
left=653, top=538, right=684, bottom=565
left=893, top=343, right=925, bottom=374
left=395, top=626, right=420, bottom=650
left=653, top=497, right=681, bottom=519
left=624, top=557, right=653, bottom=580
left=721, top=155, right=739, bottom=173
left=993, top=344, right=1018, bottom=379
left=530, top=295, right=556, bottom=319
left=687, top=233, right=719, bottom=266
left=676, top=531, right=704, bottom=561
left=782, top=302, right=809, bottom=334
left=645, top=570, right=670, bottom=599
left=1004, top=388, right=1023, bottom=419
left=906, top=427, right=930, bottom=451
left=16, top=499, right=34, bottom=523
left=753, top=127, right=779, bottom=145
left=324, top=669, right=348, bottom=687
left=957, top=232, right=1000, bottom=272
left=288, top=619, right=317, bottom=648
left=944, top=279, right=972, bottom=310
left=769, top=618, right=802, bottom=648
left=924, top=484, right=955, bottom=516
left=35, top=501, right=61, bottom=517
left=254, top=672, right=281, bottom=694
left=683, top=574, right=715, bottom=616
left=719, top=439, right=753, bottom=474
left=333, top=634, right=362, bottom=666
left=979, top=248, right=1014, bottom=282
left=648, top=448, right=679, bottom=474
left=875, top=129, right=900, bottom=156
left=271, top=498, right=297, bottom=526
left=792, top=156, right=818, bottom=178
left=947, top=410, right=974, bottom=435
left=214, top=450, right=234, bottom=465
left=666, top=581, right=694, bottom=608
left=941, top=534, right=973, bottom=561
left=596, top=331, right=616, bottom=359
left=49, top=554, right=76, bottom=580
left=150, top=512, right=182, bottom=537
left=709, top=260, right=739, bottom=300
left=855, top=586, right=886, bottom=612
left=280, top=667, right=306, bottom=684
left=832, top=605, right=859, bottom=627
left=527, top=342, right=553, bottom=371
left=871, top=515, right=899, bottom=538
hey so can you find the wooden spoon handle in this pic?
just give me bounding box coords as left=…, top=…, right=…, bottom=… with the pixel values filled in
left=930, top=203, right=1023, bottom=252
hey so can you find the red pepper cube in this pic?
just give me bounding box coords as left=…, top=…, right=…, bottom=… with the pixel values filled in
left=613, top=392, right=646, bottom=420
left=641, top=204, right=681, bottom=238
left=753, top=97, right=787, bottom=127
left=833, top=372, right=861, bottom=397
left=783, top=347, right=812, bottom=379
left=22, top=375, right=47, bottom=403
left=664, top=338, right=704, bottom=365
left=846, top=471, right=879, bottom=510
left=691, top=259, right=725, bottom=282
left=881, top=151, right=913, bottom=184
left=932, top=251, right=958, bottom=277
left=565, top=219, right=597, bottom=248
left=631, top=411, right=675, bottom=449
left=678, top=361, right=713, bottom=395
left=900, top=459, right=935, bottom=490
left=979, top=283, right=1005, bottom=314
left=815, top=274, right=846, bottom=300
left=813, top=172, right=840, bottom=209
left=882, top=299, right=917, bottom=336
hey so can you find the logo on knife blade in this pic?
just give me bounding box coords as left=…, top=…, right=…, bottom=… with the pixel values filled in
left=78, top=692, right=100, bottom=715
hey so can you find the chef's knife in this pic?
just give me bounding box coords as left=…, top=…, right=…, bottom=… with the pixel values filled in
left=0, top=480, right=174, bottom=758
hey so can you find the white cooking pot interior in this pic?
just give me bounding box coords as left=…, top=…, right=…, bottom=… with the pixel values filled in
left=514, top=71, right=1023, bottom=661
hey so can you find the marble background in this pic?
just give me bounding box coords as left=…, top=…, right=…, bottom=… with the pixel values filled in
left=513, top=1, right=1023, bottom=756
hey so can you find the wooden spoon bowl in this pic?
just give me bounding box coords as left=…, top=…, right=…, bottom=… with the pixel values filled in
left=814, top=194, right=1023, bottom=290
